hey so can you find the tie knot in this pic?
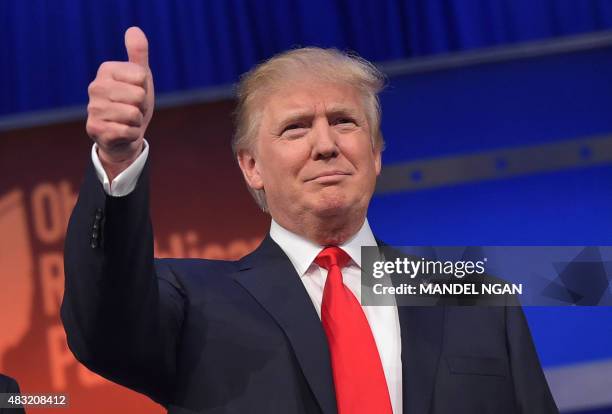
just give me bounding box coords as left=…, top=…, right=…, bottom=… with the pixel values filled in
left=315, top=246, right=351, bottom=270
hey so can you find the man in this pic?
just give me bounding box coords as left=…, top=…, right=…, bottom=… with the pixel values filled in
left=62, top=27, right=558, bottom=414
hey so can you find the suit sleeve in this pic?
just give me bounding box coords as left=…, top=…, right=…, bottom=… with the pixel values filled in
left=61, top=158, right=185, bottom=406
left=0, top=374, right=26, bottom=414
left=506, top=300, right=559, bottom=414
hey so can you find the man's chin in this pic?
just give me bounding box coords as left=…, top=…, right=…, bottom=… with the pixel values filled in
left=310, top=198, right=353, bottom=218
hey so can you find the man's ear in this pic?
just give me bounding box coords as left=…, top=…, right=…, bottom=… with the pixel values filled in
left=237, top=149, right=264, bottom=190
left=374, top=146, right=382, bottom=176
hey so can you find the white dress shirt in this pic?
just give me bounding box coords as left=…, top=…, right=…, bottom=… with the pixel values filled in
left=92, top=142, right=403, bottom=413
left=91, top=140, right=150, bottom=196
left=270, top=220, right=403, bottom=414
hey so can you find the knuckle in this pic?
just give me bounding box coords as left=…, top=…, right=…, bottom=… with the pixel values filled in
left=135, top=87, right=146, bottom=103
left=97, top=61, right=112, bottom=75
left=86, top=119, right=101, bottom=137
left=89, top=80, right=111, bottom=99
left=88, top=81, right=100, bottom=96
left=87, top=100, right=105, bottom=117
left=127, top=105, right=141, bottom=120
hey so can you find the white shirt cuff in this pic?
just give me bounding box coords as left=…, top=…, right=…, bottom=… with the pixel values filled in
left=91, top=139, right=149, bottom=197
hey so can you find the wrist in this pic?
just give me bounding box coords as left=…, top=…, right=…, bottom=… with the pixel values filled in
left=97, top=141, right=144, bottom=182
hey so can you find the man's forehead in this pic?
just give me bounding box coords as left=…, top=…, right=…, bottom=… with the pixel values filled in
left=263, top=85, right=365, bottom=119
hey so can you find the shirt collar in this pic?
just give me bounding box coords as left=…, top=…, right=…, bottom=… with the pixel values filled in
left=269, top=218, right=378, bottom=277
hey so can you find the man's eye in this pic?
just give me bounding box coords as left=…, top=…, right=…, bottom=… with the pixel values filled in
left=333, top=118, right=356, bottom=125
left=284, top=124, right=303, bottom=131
left=281, top=123, right=308, bottom=135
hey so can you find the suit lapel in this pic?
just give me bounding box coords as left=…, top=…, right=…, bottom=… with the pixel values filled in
left=232, top=236, right=337, bottom=414
left=232, top=236, right=445, bottom=414
left=381, top=244, right=445, bottom=414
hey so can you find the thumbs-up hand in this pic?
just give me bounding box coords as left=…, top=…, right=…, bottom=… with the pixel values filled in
left=86, top=27, right=155, bottom=181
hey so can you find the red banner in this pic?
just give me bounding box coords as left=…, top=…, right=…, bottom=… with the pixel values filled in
left=0, top=99, right=269, bottom=413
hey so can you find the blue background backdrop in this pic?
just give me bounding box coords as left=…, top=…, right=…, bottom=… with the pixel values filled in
left=3, top=0, right=612, bottom=116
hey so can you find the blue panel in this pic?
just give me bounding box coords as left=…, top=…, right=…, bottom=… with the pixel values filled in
left=2, top=0, right=612, bottom=116
left=380, top=47, right=612, bottom=162
left=369, top=46, right=612, bottom=368
left=370, top=166, right=612, bottom=246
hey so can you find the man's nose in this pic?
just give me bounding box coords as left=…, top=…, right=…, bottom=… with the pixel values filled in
left=311, top=121, right=338, bottom=160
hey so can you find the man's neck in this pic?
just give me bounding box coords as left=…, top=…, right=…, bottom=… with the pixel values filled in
left=272, top=211, right=366, bottom=246
left=270, top=217, right=376, bottom=277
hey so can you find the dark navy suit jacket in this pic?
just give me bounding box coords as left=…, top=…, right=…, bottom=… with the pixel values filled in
left=61, top=161, right=558, bottom=414
left=0, top=374, right=25, bottom=414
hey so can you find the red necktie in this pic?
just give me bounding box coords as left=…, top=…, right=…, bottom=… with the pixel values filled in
left=316, top=246, right=393, bottom=414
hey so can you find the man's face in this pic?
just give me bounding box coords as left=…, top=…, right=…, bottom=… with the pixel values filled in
left=238, top=79, right=382, bottom=227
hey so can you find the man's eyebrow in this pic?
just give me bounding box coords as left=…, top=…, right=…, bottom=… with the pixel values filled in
left=325, top=105, right=361, bottom=118
left=277, top=110, right=315, bottom=125
left=276, top=105, right=361, bottom=126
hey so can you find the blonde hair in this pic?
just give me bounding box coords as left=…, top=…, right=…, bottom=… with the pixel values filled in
left=233, top=47, right=386, bottom=211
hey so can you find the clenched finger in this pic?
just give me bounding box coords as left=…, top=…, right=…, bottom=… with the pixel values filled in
left=98, top=61, right=147, bottom=86
left=107, top=83, right=147, bottom=112
left=101, top=102, right=144, bottom=127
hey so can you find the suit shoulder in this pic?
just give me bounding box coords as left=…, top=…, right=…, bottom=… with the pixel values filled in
left=154, top=257, right=238, bottom=284
left=155, top=257, right=237, bottom=272
left=0, top=373, right=21, bottom=393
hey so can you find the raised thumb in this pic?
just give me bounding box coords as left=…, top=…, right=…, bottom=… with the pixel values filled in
left=124, top=26, right=149, bottom=67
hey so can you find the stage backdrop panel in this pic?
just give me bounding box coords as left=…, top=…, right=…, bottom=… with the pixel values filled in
left=1, top=40, right=612, bottom=413
left=0, top=99, right=268, bottom=414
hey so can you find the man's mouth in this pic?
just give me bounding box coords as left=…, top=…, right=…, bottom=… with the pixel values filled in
left=305, top=171, right=351, bottom=182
